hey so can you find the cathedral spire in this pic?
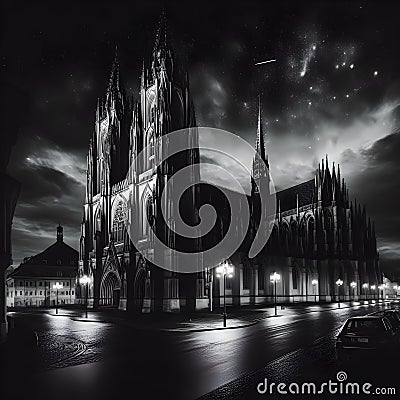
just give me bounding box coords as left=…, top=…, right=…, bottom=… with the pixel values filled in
left=151, top=12, right=174, bottom=82
left=255, top=95, right=267, bottom=164
left=105, top=46, right=125, bottom=119
left=107, top=46, right=120, bottom=96
left=141, top=58, right=146, bottom=90
left=154, top=11, right=168, bottom=53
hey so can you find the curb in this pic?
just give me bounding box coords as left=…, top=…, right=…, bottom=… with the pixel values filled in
left=44, top=301, right=388, bottom=333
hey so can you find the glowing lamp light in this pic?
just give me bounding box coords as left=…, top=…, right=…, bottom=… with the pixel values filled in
left=370, top=285, right=376, bottom=290
left=216, top=263, right=234, bottom=279
left=79, top=275, right=91, bottom=285
left=336, top=279, right=343, bottom=286
left=362, top=283, right=369, bottom=289
left=312, top=279, right=318, bottom=286
left=350, top=281, right=357, bottom=288
left=270, top=272, right=281, bottom=283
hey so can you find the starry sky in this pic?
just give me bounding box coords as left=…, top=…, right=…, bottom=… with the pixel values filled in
left=2, top=0, right=400, bottom=278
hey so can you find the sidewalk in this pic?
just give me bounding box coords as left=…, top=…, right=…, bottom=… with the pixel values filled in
left=40, top=299, right=390, bottom=332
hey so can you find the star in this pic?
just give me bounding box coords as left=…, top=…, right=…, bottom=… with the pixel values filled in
left=335, top=64, right=339, bottom=69
left=350, top=64, right=354, bottom=69
left=346, top=94, right=350, bottom=98
left=374, top=70, right=378, bottom=76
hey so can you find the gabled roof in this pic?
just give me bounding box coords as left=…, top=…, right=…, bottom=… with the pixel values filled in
left=277, top=179, right=315, bottom=213
left=10, top=226, right=78, bottom=279
left=21, top=240, right=78, bottom=267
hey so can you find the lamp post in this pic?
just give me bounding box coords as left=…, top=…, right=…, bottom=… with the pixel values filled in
left=370, top=285, right=376, bottom=302
left=362, top=283, right=369, bottom=301
left=350, top=281, right=357, bottom=301
left=53, top=282, right=63, bottom=314
left=311, top=279, right=318, bottom=303
left=336, top=279, right=343, bottom=309
left=79, top=275, right=92, bottom=319
left=270, top=272, right=281, bottom=316
left=393, top=285, right=398, bottom=299
left=216, top=262, right=234, bottom=327
left=378, top=284, right=384, bottom=302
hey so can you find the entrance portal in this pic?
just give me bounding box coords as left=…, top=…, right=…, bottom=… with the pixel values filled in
left=100, top=271, right=121, bottom=307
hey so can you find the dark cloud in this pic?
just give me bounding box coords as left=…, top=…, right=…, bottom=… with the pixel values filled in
left=346, top=131, right=400, bottom=278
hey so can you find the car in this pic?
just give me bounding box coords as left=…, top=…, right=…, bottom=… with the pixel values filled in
left=371, top=309, right=400, bottom=331
left=336, top=315, right=400, bottom=362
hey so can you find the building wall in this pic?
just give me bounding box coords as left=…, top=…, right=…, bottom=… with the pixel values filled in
left=6, top=278, right=76, bottom=308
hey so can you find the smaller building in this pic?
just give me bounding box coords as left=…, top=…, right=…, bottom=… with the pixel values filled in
left=6, top=225, right=78, bottom=308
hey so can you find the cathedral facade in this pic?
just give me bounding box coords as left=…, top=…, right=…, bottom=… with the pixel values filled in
left=78, top=24, right=381, bottom=313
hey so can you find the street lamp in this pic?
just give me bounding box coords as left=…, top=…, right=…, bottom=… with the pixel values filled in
left=270, top=272, right=281, bottom=316
left=350, top=281, right=357, bottom=301
left=362, top=283, right=369, bottom=301
left=53, top=282, right=63, bottom=314
left=370, top=285, right=376, bottom=301
left=311, top=279, right=318, bottom=303
left=79, top=275, right=92, bottom=318
left=378, top=284, right=384, bottom=302
left=393, top=285, right=398, bottom=298
left=216, top=262, right=234, bottom=327
left=336, top=279, right=343, bottom=309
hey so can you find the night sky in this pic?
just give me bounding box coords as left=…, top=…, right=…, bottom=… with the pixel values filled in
left=2, top=0, right=400, bottom=278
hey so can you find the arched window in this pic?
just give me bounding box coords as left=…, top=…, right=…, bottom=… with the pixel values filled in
left=95, top=208, right=101, bottom=233
left=325, top=211, right=334, bottom=253
left=299, top=221, right=306, bottom=254
left=142, top=194, right=153, bottom=237
left=149, top=134, right=155, bottom=160
left=281, top=223, right=289, bottom=254
left=307, top=218, right=315, bottom=254
left=243, top=264, right=252, bottom=290
left=112, top=201, right=127, bottom=243
left=258, top=267, right=265, bottom=290
left=292, top=267, right=299, bottom=290
left=290, top=222, right=297, bottom=253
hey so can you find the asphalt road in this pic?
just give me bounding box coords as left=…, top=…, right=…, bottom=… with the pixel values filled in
left=2, top=303, right=397, bottom=400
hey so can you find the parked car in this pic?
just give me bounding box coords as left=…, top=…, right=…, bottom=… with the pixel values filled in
left=336, top=315, right=400, bottom=361
left=371, top=310, right=400, bottom=331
